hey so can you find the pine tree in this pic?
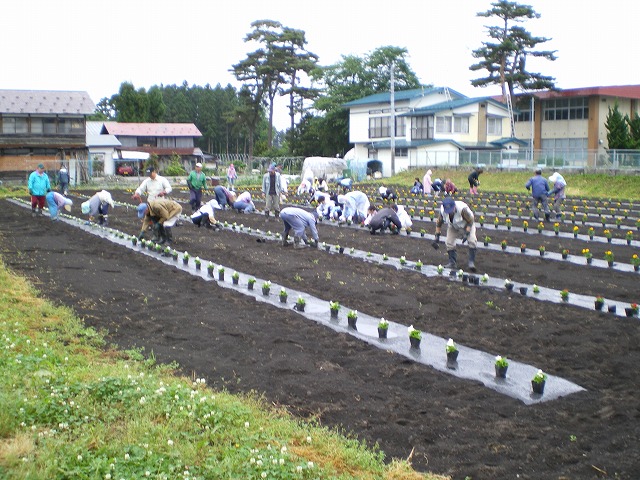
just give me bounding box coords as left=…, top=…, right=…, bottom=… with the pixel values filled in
left=605, top=103, right=630, bottom=150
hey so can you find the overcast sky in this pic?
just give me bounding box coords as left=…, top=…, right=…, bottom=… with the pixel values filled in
left=3, top=0, right=639, bottom=129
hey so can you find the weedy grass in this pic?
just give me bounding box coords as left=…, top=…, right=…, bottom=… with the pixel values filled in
left=0, top=260, right=440, bottom=479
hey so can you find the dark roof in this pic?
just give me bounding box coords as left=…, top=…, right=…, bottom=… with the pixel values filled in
left=0, top=89, right=95, bottom=115
left=342, top=86, right=466, bottom=107
left=489, top=137, right=529, bottom=147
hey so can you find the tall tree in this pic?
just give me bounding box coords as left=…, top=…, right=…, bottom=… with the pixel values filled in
left=627, top=113, right=640, bottom=150
left=147, top=86, right=166, bottom=122
left=605, top=103, right=630, bottom=149
left=111, top=82, right=150, bottom=122
left=234, top=20, right=319, bottom=148
left=470, top=0, right=557, bottom=99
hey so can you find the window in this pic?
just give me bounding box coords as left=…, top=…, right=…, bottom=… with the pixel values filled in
left=411, top=116, right=433, bottom=140
left=395, top=117, right=406, bottom=137
left=369, top=116, right=391, bottom=138
left=453, top=116, right=469, bottom=133
left=30, top=118, right=43, bottom=134
left=368, top=149, right=378, bottom=159
left=514, top=108, right=531, bottom=122
left=137, top=136, right=157, bottom=147
left=436, top=116, right=452, bottom=133
left=394, top=147, right=408, bottom=157
left=2, top=117, right=16, bottom=134
left=487, top=117, right=502, bottom=136
left=43, top=118, right=57, bottom=134
left=543, top=97, right=588, bottom=121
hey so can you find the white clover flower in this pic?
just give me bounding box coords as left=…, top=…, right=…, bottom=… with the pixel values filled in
left=167, top=439, right=174, bottom=446
left=244, top=421, right=250, bottom=428
left=296, top=466, right=303, bottom=473
left=124, top=453, right=130, bottom=460
left=261, top=473, right=267, bottom=479
left=77, top=455, right=82, bottom=461
left=307, top=461, right=314, bottom=468
left=306, top=436, right=312, bottom=443
left=280, top=446, right=287, bottom=453
left=279, top=458, right=285, bottom=465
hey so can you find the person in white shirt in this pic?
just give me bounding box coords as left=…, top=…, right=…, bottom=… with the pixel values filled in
left=132, top=167, right=172, bottom=202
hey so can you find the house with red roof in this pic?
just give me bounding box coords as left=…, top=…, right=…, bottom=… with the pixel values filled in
left=100, top=122, right=204, bottom=173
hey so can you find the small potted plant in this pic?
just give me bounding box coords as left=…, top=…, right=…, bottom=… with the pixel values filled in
left=500, top=239, right=508, bottom=250
left=604, top=250, right=614, bottom=267
left=445, top=338, right=459, bottom=362
left=626, top=230, right=633, bottom=245
left=537, top=222, right=544, bottom=233
left=163, top=246, right=171, bottom=257
left=532, top=284, right=540, bottom=294
left=531, top=369, right=548, bottom=394
left=494, top=217, right=499, bottom=229
left=520, top=243, right=526, bottom=253
left=347, top=310, right=358, bottom=329
left=377, top=318, right=389, bottom=339
left=182, top=251, right=190, bottom=265
left=588, top=226, right=595, bottom=240
left=399, top=255, right=407, bottom=266
left=594, top=295, right=605, bottom=311
left=560, top=289, right=569, bottom=302
left=483, top=235, right=491, bottom=247
left=522, top=220, right=528, bottom=232
left=436, top=264, right=444, bottom=275
left=415, top=259, right=423, bottom=271
left=131, top=235, right=138, bottom=246
left=582, top=248, right=593, bottom=265
left=504, top=279, right=514, bottom=291
left=631, top=254, right=640, bottom=272
left=481, top=273, right=489, bottom=283
left=218, top=266, right=225, bottom=281
left=625, top=303, right=639, bottom=317
left=538, top=245, right=546, bottom=257
left=382, top=253, right=389, bottom=261
left=604, top=229, right=612, bottom=243
left=479, top=215, right=485, bottom=227
left=495, top=355, right=509, bottom=378
left=262, top=280, right=271, bottom=295
left=329, top=300, right=341, bottom=318
left=420, top=228, right=426, bottom=237
left=194, top=257, right=202, bottom=270
left=207, top=262, right=215, bottom=277
left=248, top=277, right=256, bottom=291
left=553, top=222, right=560, bottom=235
left=232, top=271, right=240, bottom=285
left=279, top=287, right=288, bottom=303
left=573, top=226, right=579, bottom=238
left=561, top=248, right=569, bottom=260
left=408, top=325, right=422, bottom=349
left=294, top=295, right=306, bottom=312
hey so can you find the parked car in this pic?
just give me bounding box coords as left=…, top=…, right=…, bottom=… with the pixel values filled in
left=116, top=164, right=135, bottom=176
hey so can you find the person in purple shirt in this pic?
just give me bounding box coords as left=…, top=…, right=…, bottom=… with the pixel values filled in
left=45, top=191, right=72, bottom=221
left=280, top=207, right=319, bottom=249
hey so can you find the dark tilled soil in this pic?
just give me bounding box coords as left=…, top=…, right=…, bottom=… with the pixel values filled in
left=1, top=192, right=639, bottom=480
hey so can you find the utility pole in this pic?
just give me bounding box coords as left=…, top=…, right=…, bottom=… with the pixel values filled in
left=390, top=61, right=395, bottom=176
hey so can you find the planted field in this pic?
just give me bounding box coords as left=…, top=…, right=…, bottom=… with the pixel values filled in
left=1, top=184, right=638, bottom=479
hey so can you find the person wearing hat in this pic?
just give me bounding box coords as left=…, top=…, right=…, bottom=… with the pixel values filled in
left=548, top=172, right=567, bottom=220
left=132, top=167, right=172, bottom=202
left=137, top=198, right=182, bottom=244
left=280, top=207, right=319, bottom=249
left=226, top=163, right=237, bottom=190
left=45, top=191, right=72, bottom=221
left=28, top=164, right=51, bottom=217
left=57, top=164, right=69, bottom=195
left=191, top=198, right=222, bottom=229
left=187, top=162, right=207, bottom=212
left=232, top=191, right=256, bottom=214
left=525, top=169, right=551, bottom=222
left=433, top=197, right=477, bottom=271
left=81, top=190, right=115, bottom=225
left=338, top=190, right=370, bottom=224
left=261, top=165, right=282, bottom=220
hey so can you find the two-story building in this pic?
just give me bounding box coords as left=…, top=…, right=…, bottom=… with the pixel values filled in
left=513, top=84, right=640, bottom=167
left=100, top=122, right=204, bottom=173
left=344, top=86, right=522, bottom=177
left=0, top=89, right=95, bottom=182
